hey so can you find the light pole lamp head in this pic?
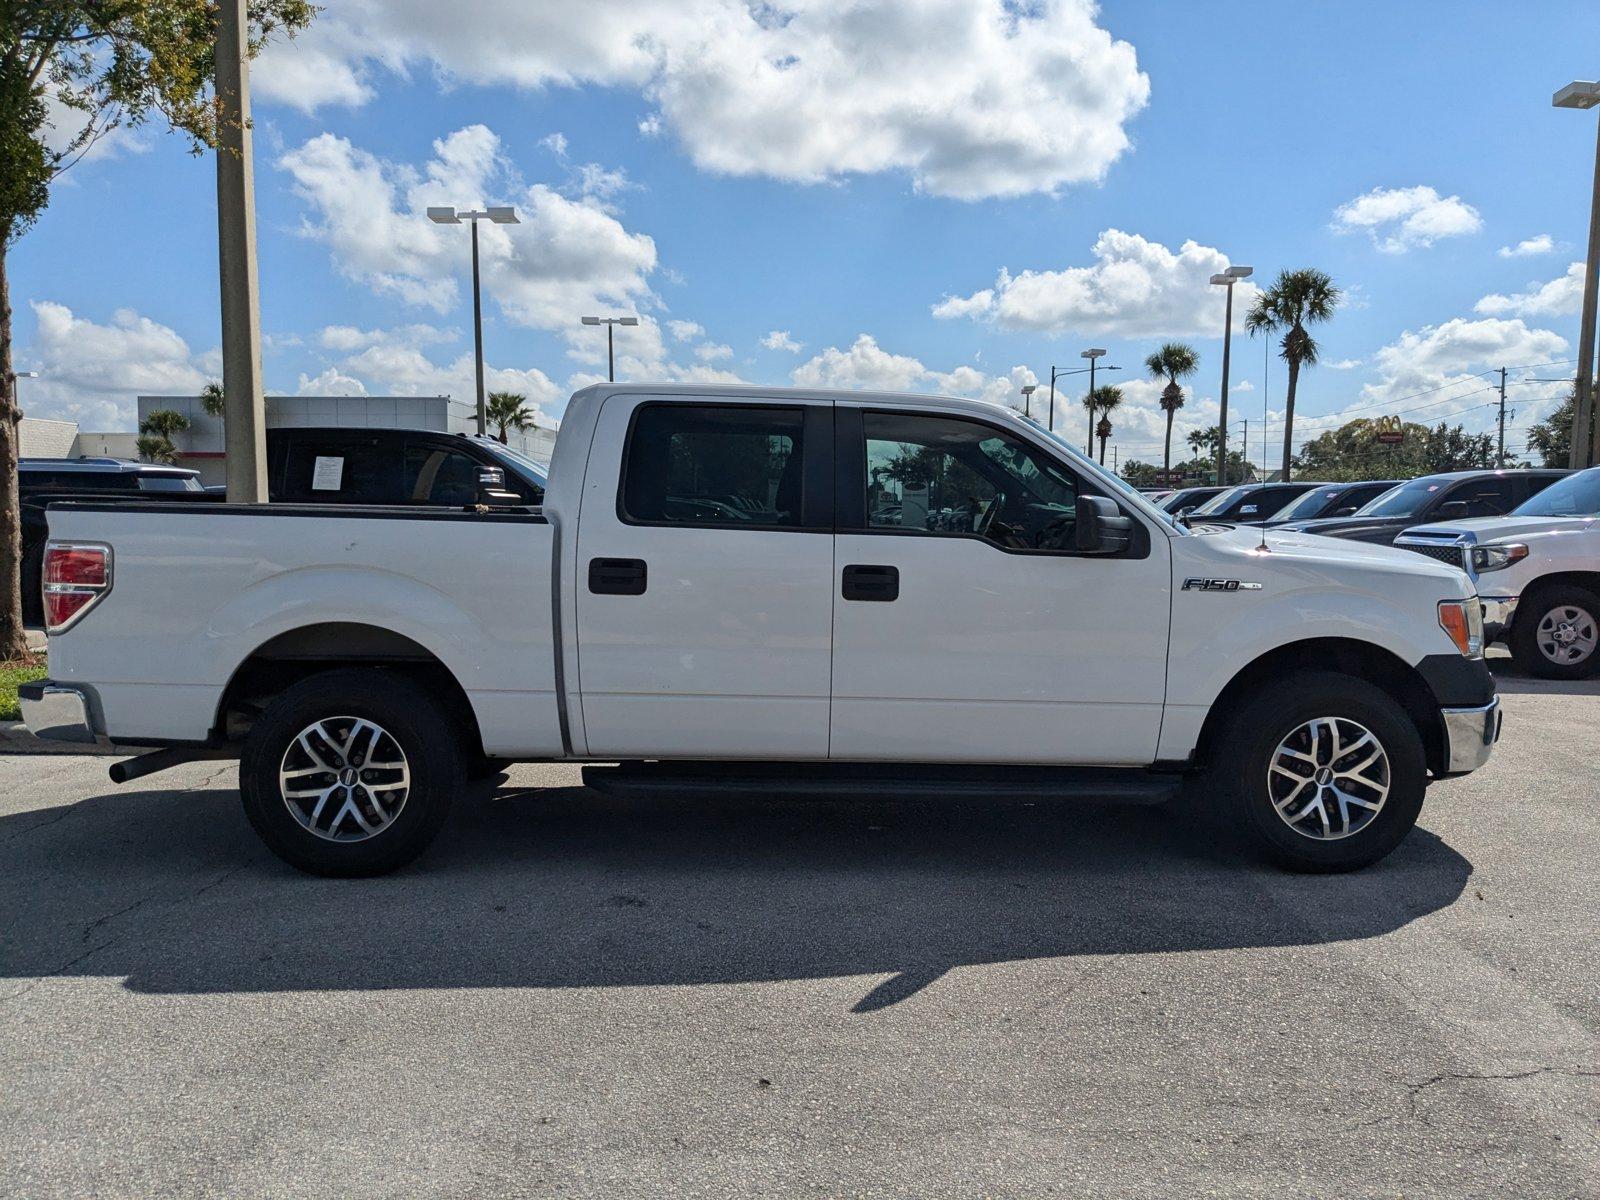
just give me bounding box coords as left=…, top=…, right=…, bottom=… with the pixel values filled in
left=1081, top=348, right=1107, bottom=360
left=618, top=316, right=639, bottom=327
left=486, top=206, right=520, bottom=224
left=426, top=206, right=462, bottom=224
left=1554, top=81, right=1600, bottom=110
left=1227, top=265, right=1253, bottom=279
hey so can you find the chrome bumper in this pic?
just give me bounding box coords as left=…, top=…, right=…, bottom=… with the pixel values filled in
left=1479, top=595, right=1518, bottom=641
left=1441, top=696, right=1501, bottom=775
left=18, top=682, right=99, bottom=745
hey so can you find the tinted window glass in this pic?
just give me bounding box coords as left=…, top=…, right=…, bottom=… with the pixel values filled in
left=280, top=439, right=402, bottom=504
left=1443, top=479, right=1515, bottom=517
left=1515, top=469, right=1600, bottom=516
left=622, top=404, right=806, bottom=527
left=136, top=475, right=202, bottom=492
left=863, top=412, right=1078, bottom=550
left=403, top=444, right=483, bottom=505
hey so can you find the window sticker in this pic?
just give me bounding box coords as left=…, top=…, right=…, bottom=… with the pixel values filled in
left=311, top=456, right=345, bottom=491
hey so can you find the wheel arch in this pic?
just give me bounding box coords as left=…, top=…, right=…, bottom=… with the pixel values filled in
left=211, top=621, right=485, bottom=759
left=1192, top=637, right=1447, bottom=777
left=1515, top=571, right=1600, bottom=611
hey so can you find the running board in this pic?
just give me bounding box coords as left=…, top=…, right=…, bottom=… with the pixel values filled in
left=582, top=761, right=1182, bottom=805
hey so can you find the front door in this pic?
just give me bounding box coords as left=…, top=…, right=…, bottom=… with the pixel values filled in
left=828, top=405, right=1171, bottom=764
left=575, top=395, right=835, bottom=759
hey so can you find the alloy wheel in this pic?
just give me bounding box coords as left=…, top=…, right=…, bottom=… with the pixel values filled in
left=1266, top=716, right=1390, bottom=841
left=278, top=716, right=411, bottom=842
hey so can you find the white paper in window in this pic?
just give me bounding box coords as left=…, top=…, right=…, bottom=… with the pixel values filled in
left=311, top=456, right=345, bottom=491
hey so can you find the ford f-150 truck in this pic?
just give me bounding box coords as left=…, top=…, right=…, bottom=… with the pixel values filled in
left=22, top=384, right=1501, bottom=877
left=1395, top=465, right=1600, bottom=679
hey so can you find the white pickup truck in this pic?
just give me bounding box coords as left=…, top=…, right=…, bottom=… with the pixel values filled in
left=1396, top=465, right=1600, bottom=679
left=23, top=384, right=1500, bottom=876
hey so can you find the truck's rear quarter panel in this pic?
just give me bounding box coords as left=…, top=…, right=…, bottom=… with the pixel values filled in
left=44, top=504, right=561, bottom=756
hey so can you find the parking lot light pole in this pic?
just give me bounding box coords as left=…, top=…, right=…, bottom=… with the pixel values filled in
left=428, top=206, right=520, bottom=437
left=1046, top=361, right=1120, bottom=442
left=582, top=315, right=641, bottom=382
left=1081, top=349, right=1106, bottom=454
left=1210, top=265, right=1252, bottom=484
left=1554, top=81, right=1600, bottom=467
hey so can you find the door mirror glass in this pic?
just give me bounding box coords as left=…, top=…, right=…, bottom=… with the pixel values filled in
left=1075, top=495, right=1132, bottom=554
left=1437, top=500, right=1470, bottom=520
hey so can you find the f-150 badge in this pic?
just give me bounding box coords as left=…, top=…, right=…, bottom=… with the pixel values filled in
left=1181, top=578, right=1264, bottom=592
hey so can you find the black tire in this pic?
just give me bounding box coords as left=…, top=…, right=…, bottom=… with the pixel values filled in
left=239, top=669, right=463, bottom=876
left=1507, top=584, right=1600, bottom=680
left=1210, top=671, right=1427, bottom=873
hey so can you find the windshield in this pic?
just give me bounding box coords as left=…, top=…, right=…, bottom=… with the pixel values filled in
left=1191, top=485, right=1249, bottom=516
left=1273, top=485, right=1346, bottom=522
left=1356, top=477, right=1447, bottom=518
left=1019, top=414, right=1185, bottom=533
left=1514, top=467, right=1600, bottom=517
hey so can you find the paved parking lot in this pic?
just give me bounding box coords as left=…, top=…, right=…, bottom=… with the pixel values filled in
left=1, top=664, right=1596, bottom=1198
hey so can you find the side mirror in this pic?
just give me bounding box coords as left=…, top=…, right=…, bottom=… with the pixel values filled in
left=475, top=466, right=518, bottom=506
left=1437, top=500, right=1470, bottom=520
left=1075, top=494, right=1133, bottom=554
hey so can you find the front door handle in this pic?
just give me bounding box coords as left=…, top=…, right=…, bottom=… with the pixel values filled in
left=842, top=563, right=898, bottom=602
left=589, top=557, right=647, bottom=596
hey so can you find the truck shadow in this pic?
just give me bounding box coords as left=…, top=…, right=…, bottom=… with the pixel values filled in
left=0, top=782, right=1472, bottom=1011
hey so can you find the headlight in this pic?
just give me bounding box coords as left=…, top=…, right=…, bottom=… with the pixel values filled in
left=1438, top=599, right=1484, bottom=658
left=1471, top=543, right=1528, bottom=572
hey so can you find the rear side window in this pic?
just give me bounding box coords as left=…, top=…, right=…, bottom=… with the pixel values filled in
left=402, top=444, right=483, bottom=506
left=280, top=439, right=402, bottom=505
left=621, top=404, right=807, bottom=528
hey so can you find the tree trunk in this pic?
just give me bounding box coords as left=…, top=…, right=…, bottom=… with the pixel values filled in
left=1162, top=409, right=1174, bottom=479
left=1281, top=355, right=1301, bottom=480
left=0, top=242, right=29, bottom=660
left=1098, top=433, right=1108, bottom=464
left=1087, top=405, right=1095, bottom=457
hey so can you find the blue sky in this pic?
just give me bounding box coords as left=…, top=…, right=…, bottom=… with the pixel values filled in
left=13, top=0, right=1600, bottom=469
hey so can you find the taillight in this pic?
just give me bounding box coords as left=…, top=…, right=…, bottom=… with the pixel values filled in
left=43, top=542, right=112, bottom=633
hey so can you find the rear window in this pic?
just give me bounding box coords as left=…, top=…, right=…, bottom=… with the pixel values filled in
left=280, top=439, right=402, bottom=505
left=620, top=404, right=807, bottom=528
left=136, top=475, right=202, bottom=492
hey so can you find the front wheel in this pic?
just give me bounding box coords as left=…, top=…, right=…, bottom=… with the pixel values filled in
left=239, top=669, right=463, bottom=876
left=1508, top=584, right=1600, bottom=680
left=1210, top=671, right=1427, bottom=873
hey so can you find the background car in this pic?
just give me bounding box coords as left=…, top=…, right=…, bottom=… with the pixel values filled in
left=1160, top=485, right=1226, bottom=515
left=1264, top=480, right=1400, bottom=527
left=1277, top=468, right=1568, bottom=546
left=1186, top=481, right=1326, bottom=524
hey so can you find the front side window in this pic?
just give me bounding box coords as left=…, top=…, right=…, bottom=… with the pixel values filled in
left=863, top=412, right=1079, bottom=550
left=403, top=444, right=484, bottom=505
left=1444, top=479, right=1515, bottom=518
left=621, top=404, right=806, bottom=528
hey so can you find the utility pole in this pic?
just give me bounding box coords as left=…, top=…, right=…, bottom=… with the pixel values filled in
left=1496, top=367, right=1509, bottom=465
left=215, top=0, right=268, bottom=502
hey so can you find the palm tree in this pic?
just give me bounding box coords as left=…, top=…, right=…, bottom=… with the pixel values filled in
left=1144, top=342, right=1199, bottom=481
left=1245, top=268, right=1340, bottom=479
left=137, top=409, right=189, bottom=464
left=200, top=381, right=226, bottom=420
left=486, top=391, right=535, bottom=444
left=1089, top=384, right=1123, bottom=464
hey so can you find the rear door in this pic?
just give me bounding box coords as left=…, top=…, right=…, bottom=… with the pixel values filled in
left=574, top=394, right=836, bottom=759
left=828, top=404, right=1171, bottom=764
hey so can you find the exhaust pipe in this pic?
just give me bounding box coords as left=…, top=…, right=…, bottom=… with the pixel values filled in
left=109, top=747, right=236, bottom=785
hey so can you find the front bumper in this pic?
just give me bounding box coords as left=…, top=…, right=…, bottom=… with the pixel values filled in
left=1440, top=696, right=1501, bottom=776
left=1479, top=595, right=1518, bottom=642
left=17, top=681, right=100, bottom=745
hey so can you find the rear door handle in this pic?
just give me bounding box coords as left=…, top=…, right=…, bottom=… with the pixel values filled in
left=589, top=557, right=647, bottom=596
left=842, top=563, right=898, bottom=602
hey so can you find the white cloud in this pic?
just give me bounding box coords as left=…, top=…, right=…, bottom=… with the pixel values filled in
left=278, top=125, right=658, bottom=330
left=295, top=368, right=368, bottom=396
left=252, top=0, right=1149, bottom=200
left=540, top=132, right=569, bottom=158
left=761, top=330, right=804, bottom=353
left=1474, top=262, right=1584, bottom=318
left=1331, top=185, right=1482, bottom=253
left=694, top=343, right=733, bottom=362
left=1326, top=359, right=1364, bottom=370
left=18, top=302, right=209, bottom=429
left=1498, top=234, right=1556, bottom=258
left=311, top=324, right=565, bottom=411
left=933, top=229, right=1254, bottom=337
left=666, top=320, right=705, bottom=342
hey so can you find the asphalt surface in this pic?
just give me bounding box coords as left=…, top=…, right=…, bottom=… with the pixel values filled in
left=1, top=664, right=1596, bottom=1198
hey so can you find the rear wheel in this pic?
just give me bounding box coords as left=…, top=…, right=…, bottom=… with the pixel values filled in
left=1508, top=584, right=1600, bottom=680
left=240, top=669, right=463, bottom=876
left=1210, top=671, right=1427, bottom=872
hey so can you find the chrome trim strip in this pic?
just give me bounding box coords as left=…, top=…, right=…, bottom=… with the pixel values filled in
left=1440, top=696, right=1501, bottom=775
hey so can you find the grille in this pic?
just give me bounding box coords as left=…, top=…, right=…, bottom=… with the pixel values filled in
left=1400, top=541, right=1466, bottom=570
